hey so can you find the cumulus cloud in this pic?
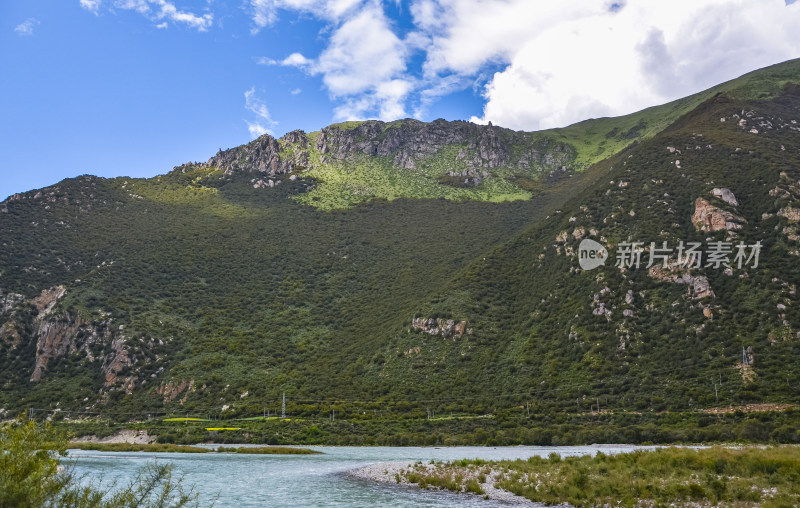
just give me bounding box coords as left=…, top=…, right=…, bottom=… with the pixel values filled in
left=281, top=52, right=313, bottom=67
left=249, top=0, right=361, bottom=33
left=82, top=0, right=213, bottom=30
left=257, top=0, right=800, bottom=129
left=14, top=18, right=40, bottom=36
left=148, top=0, right=213, bottom=30
left=256, top=1, right=412, bottom=120
left=466, top=0, right=800, bottom=130
left=79, top=0, right=102, bottom=14
left=244, top=87, right=278, bottom=138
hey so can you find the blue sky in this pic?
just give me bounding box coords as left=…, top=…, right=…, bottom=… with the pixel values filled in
left=2, top=0, right=799, bottom=200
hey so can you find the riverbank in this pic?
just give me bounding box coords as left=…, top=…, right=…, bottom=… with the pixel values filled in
left=68, top=442, right=321, bottom=454
left=348, top=461, right=538, bottom=505
left=53, top=406, right=800, bottom=447
left=354, top=446, right=800, bottom=507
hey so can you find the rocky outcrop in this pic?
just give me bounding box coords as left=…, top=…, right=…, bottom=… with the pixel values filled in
left=711, top=188, right=739, bottom=206
left=192, top=119, right=574, bottom=180
left=315, top=119, right=572, bottom=174
left=0, top=289, right=25, bottom=348
left=0, top=286, right=140, bottom=388
left=200, top=130, right=311, bottom=177
left=412, top=317, right=467, bottom=339
left=778, top=206, right=800, bottom=222
left=691, top=197, right=745, bottom=232
left=156, top=378, right=194, bottom=404
left=648, top=265, right=715, bottom=299
left=0, top=289, right=24, bottom=317
left=71, top=429, right=156, bottom=444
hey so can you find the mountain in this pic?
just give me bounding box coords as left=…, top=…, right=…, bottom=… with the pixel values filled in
left=1, top=60, right=799, bottom=440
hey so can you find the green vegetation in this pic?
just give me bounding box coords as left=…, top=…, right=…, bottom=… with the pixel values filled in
left=552, top=57, right=800, bottom=167
left=67, top=442, right=211, bottom=453
left=399, top=446, right=800, bottom=507
left=57, top=408, right=800, bottom=446
left=294, top=145, right=533, bottom=210
left=1, top=59, right=800, bottom=444
left=215, top=446, right=320, bottom=455
left=0, top=419, right=202, bottom=507
left=65, top=442, right=319, bottom=454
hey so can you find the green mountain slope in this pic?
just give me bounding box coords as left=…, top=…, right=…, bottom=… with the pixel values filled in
left=1, top=60, right=799, bottom=439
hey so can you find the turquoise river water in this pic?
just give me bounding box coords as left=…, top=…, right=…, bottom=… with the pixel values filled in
left=69, top=444, right=651, bottom=507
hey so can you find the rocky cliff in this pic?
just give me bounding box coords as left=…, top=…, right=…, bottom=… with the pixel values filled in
left=176, top=118, right=574, bottom=182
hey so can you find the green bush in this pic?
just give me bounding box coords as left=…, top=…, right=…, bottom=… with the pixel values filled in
left=0, top=418, right=204, bottom=508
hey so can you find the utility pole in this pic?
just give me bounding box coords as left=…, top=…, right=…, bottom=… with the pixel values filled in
left=281, top=392, right=286, bottom=419
left=712, top=376, right=718, bottom=402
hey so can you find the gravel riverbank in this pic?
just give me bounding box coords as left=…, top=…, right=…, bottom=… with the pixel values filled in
left=347, top=461, right=537, bottom=505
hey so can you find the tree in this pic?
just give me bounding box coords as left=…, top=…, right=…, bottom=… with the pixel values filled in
left=0, top=418, right=204, bottom=508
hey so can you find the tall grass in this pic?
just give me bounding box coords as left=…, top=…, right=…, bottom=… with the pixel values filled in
left=399, top=446, right=800, bottom=507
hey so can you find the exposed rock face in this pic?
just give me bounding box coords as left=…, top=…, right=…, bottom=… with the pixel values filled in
left=778, top=206, right=800, bottom=222
left=315, top=119, right=572, bottom=173
left=71, top=429, right=156, bottom=444
left=102, top=337, right=132, bottom=387
left=0, top=290, right=24, bottom=317
left=691, top=197, right=745, bottom=232
left=412, top=317, right=467, bottom=339
left=30, top=312, right=89, bottom=382
left=202, top=130, right=311, bottom=176
left=0, top=289, right=26, bottom=349
left=690, top=276, right=715, bottom=299
left=0, top=286, right=139, bottom=388
left=190, top=119, right=574, bottom=180
left=647, top=265, right=715, bottom=299
left=711, top=188, right=739, bottom=206
left=156, top=378, right=194, bottom=404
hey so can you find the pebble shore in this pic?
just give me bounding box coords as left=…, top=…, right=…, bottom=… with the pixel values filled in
left=347, top=461, right=535, bottom=505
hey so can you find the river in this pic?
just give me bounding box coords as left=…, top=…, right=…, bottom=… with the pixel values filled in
left=69, top=444, right=653, bottom=507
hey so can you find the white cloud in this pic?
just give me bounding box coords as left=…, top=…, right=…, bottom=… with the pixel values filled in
left=246, top=121, right=270, bottom=138
left=87, top=0, right=213, bottom=30
left=258, top=2, right=412, bottom=120
left=290, top=88, right=302, bottom=95
left=462, top=0, right=800, bottom=130
left=317, top=7, right=406, bottom=96
left=244, top=87, right=278, bottom=138
left=80, top=0, right=102, bottom=14
left=248, top=0, right=362, bottom=34
left=149, top=0, right=213, bottom=31
left=14, top=18, right=39, bottom=36
left=281, top=52, right=313, bottom=67
left=265, top=0, right=800, bottom=129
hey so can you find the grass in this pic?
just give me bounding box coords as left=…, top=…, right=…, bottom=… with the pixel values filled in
left=296, top=59, right=800, bottom=210
left=398, top=446, right=800, bottom=507
left=163, top=418, right=211, bottom=422
left=68, top=442, right=321, bottom=454
left=68, top=442, right=211, bottom=453
left=215, top=446, right=321, bottom=455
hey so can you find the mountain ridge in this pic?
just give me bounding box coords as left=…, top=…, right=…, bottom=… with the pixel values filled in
left=1, top=60, right=799, bottom=441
